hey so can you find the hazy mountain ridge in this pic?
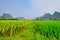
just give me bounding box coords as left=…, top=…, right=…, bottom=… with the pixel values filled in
left=2, top=13, right=12, bottom=19
left=0, top=13, right=26, bottom=20
left=35, top=11, right=60, bottom=20
left=0, top=11, right=60, bottom=20
left=17, top=17, right=26, bottom=20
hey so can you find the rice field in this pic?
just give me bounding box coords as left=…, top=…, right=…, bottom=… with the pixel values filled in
left=0, top=20, right=60, bottom=40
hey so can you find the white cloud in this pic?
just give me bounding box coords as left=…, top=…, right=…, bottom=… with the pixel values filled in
left=30, top=0, right=60, bottom=15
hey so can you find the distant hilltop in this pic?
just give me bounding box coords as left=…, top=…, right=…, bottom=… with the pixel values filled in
left=35, top=11, right=60, bottom=20
left=0, top=13, right=12, bottom=19
left=0, top=13, right=26, bottom=20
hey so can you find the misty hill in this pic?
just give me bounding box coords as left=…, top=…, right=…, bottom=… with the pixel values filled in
left=40, top=13, right=52, bottom=19
left=0, top=16, right=2, bottom=18
left=0, top=13, right=26, bottom=20
left=35, top=11, right=60, bottom=20
left=17, top=17, right=26, bottom=20
left=2, top=13, right=12, bottom=19
left=52, top=11, right=60, bottom=19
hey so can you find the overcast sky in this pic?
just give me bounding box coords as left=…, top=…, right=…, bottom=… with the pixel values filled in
left=0, top=0, right=60, bottom=19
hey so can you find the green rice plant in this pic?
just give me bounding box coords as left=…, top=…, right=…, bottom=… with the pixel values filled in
left=0, top=20, right=60, bottom=40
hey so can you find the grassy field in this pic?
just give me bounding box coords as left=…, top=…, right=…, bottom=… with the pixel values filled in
left=0, top=20, right=60, bottom=40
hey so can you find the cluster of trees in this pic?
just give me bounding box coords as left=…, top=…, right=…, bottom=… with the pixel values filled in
left=0, top=18, right=18, bottom=20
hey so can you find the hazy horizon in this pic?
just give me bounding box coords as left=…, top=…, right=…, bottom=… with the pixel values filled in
left=0, top=0, right=60, bottom=19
